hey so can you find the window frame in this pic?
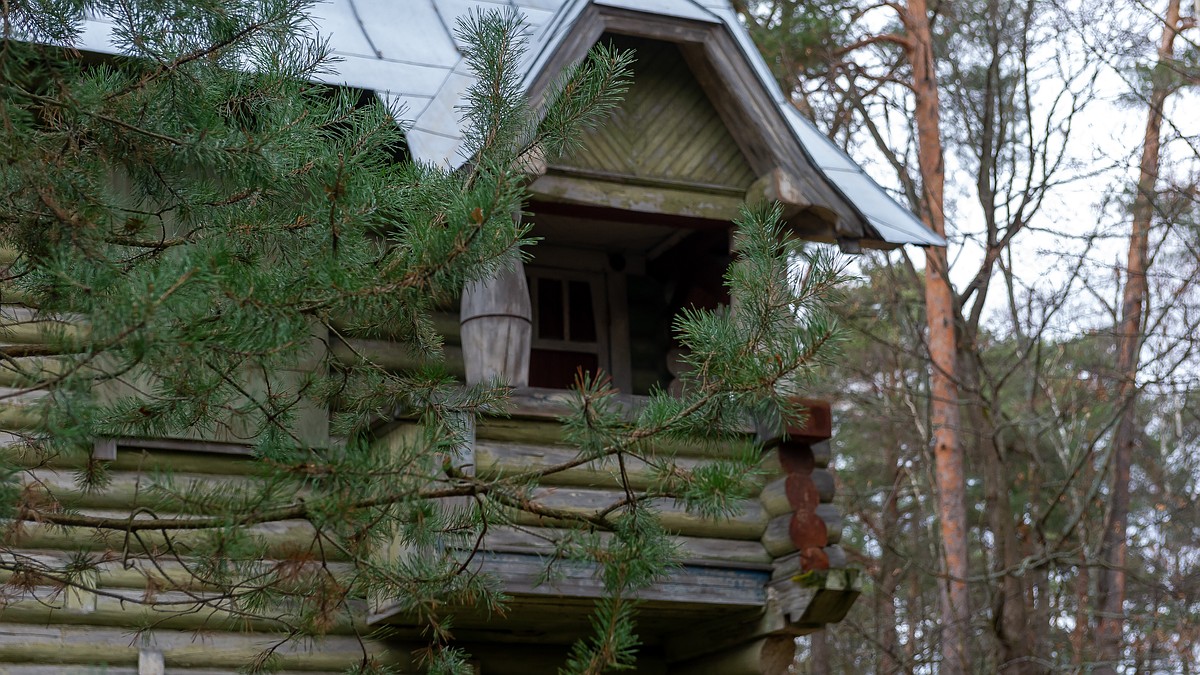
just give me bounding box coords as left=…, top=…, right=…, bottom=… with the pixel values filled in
left=526, top=266, right=611, bottom=378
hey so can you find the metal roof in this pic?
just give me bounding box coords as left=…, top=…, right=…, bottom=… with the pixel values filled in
left=73, top=0, right=944, bottom=248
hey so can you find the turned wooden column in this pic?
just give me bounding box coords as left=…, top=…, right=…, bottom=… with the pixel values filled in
left=460, top=260, right=532, bottom=387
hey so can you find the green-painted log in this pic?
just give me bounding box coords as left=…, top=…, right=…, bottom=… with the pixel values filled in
left=474, top=525, right=772, bottom=565
left=475, top=440, right=764, bottom=492
left=506, top=486, right=768, bottom=540
left=0, top=624, right=406, bottom=671
left=0, top=589, right=365, bottom=634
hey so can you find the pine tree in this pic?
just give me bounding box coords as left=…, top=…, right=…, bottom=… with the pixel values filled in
left=0, top=2, right=848, bottom=673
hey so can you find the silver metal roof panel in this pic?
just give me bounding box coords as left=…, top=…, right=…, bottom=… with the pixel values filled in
left=593, top=0, right=719, bottom=23
left=432, top=0, right=555, bottom=30
left=65, top=0, right=942, bottom=246
left=308, top=0, right=381, bottom=59
left=355, top=0, right=460, bottom=65
left=825, top=171, right=944, bottom=246
left=318, top=54, right=452, bottom=97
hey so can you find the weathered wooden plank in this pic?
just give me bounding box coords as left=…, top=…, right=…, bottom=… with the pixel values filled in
left=758, top=469, right=835, bottom=517
left=2, top=445, right=259, bottom=475
left=762, top=514, right=794, bottom=558
left=0, top=624, right=405, bottom=671
left=529, top=174, right=744, bottom=222
left=811, top=439, right=832, bottom=469
left=746, top=168, right=812, bottom=218
left=475, top=440, right=764, bottom=492
left=0, top=551, right=354, bottom=592
left=606, top=271, right=633, bottom=392
left=759, top=477, right=788, bottom=517
left=816, top=503, right=843, bottom=545
left=0, top=307, right=87, bottom=346
left=8, top=519, right=341, bottom=560
left=507, top=486, right=768, bottom=540
left=0, top=404, right=41, bottom=430
left=0, top=662, right=350, bottom=667
left=477, top=409, right=760, bottom=458
left=824, top=545, right=847, bottom=569
left=761, top=510, right=837, bottom=559
left=0, top=588, right=364, bottom=634
left=372, top=551, right=768, bottom=627
left=0, top=356, right=67, bottom=388
left=332, top=310, right=460, bottom=343
left=331, top=336, right=465, bottom=376
left=19, top=468, right=270, bottom=512
left=472, top=525, right=772, bottom=566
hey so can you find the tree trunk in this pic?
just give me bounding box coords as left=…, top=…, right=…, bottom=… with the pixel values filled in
left=1093, top=1, right=1182, bottom=671
left=879, top=427, right=904, bottom=674
left=809, top=630, right=831, bottom=675
left=903, top=1, right=969, bottom=672
left=961, top=352, right=1034, bottom=674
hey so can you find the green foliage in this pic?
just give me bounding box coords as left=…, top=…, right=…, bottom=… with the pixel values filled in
left=0, top=2, right=847, bottom=673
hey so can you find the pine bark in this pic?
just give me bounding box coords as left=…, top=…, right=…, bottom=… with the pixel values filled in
left=903, top=1, right=969, bottom=672
left=1093, top=1, right=1183, bottom=670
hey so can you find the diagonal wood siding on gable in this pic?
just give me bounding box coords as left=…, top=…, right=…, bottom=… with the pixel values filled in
left=554, top=36, right=757, bottom=192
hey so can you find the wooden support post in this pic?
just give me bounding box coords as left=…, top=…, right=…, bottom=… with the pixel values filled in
left=138, top=649, right=165, bottom=675
left=605, top=269, right=632, bottom=392
left=460, top=258, right=532, bottom=388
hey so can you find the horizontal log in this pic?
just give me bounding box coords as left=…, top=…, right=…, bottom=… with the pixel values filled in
left=0, top=319, right=87, bottom=346
left=0, top=551, right=355, bottom=593
left=2, top=445, right=259, bottom=475
left=19, top=468, right=271, bottom=513
left=812, top=468, right=835, bottom=502
left=785, top=399, right=832, bottom=442
left=0, top=283, right=35, bottom=306
left=8, top=518, right=345, bottom=560
left=332, top=310, right=460, bottom=344
left=530, top=173, right=744, bottom=221
left=0, top=623, right=405, bottom=671
left=331, top=337, right=465, bottom=376
left=769, top=545, right=849, bottom=578
left=508, top=486, right=769, bottom=541
left=758, top=469, right=835, bottom=517
left=475, top=418, right=564, bottom=444
left=0, top=662, right=350, bottom=667
left=0, top=587, right=364, bottom=634
left=811, top=439, right=831, bottom=469
left=763, top=511, right=792, bottom=554
left=475, top=441, right=764, bottom=492
left=759, top=477, right=790, bottom=517
left=474, top=551, right=765, bottom=608
left=0, top=356, right=67, bottom=388
left=474, top=525, right=772, bottom=566
left=762, top=509, right=839, bottom=559
left=477, top=413, right=761, bottom=459
left=824, top=544, right=847, bottom=569
left=816, top=503, right=843, bottom=545
left=0, top=404, right=42, bottom=430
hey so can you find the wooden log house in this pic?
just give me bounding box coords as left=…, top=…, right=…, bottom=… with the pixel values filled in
left=0, top=1, right=943, bottom=673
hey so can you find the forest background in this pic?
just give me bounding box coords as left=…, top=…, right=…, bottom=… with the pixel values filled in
left=733, top=0, right=1200, bottom=673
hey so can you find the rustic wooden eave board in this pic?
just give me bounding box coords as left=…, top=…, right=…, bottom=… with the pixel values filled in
left=369, top=552, right=770, bottom=636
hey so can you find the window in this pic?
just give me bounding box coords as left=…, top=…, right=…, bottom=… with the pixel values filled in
left=526, top=268, right=609, bottom=390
